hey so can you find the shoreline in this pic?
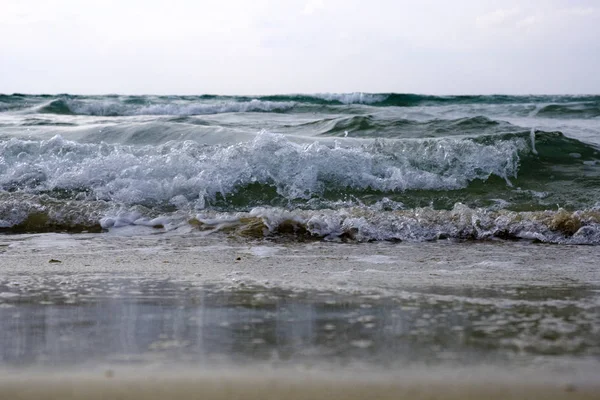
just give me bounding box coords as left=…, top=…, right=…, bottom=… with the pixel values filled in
left=1, top=232, right=599, bottom=293
left=1, top=232, right=599, bottom=398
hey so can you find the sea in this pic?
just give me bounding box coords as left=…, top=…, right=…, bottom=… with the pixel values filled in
left=1, top=93, right=599, bottom=396
left=0, top=92, right=599, bottom=242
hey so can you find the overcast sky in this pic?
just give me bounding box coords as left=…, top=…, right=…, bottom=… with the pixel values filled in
left=1, top=0, right=599, bottom=95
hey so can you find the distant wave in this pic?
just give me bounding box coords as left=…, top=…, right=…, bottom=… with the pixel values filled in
left=535, top=103, right=600, bottom=119
left=316, top=115, right=506, bottom=137
left=34, top=98, right=296, bottom=116
left=311, top=92, right=387, bottom=104
left=1, top=93, right=598, bottom=116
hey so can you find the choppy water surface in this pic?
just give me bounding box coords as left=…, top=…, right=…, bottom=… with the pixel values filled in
left=1, top=93, right=599, bottom=243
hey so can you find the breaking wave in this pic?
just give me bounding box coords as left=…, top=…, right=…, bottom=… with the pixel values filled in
left=0, top=131, right=529, bottom=209
left=35, top=98, right=296, bottom=116
left=2, top=93, right=598, bottom=116
left=2, top=194, right=600, bottom=245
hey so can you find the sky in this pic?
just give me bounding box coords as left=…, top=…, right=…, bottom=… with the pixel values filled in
left=1, top=0, right=599, bottom=95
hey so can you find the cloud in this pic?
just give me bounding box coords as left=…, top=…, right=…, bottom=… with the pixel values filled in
left=516, top=15, right=538, bottom=28
left=303, top=0, right=325, bottom=15
left=563, top=7, right=596, bottom=17
left=476, top=8, right=520, bottom=27
left=2, top=0, right=600, bottom=95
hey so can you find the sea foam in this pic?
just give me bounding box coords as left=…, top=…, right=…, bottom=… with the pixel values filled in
left=0, top=132, right=526, bottom=210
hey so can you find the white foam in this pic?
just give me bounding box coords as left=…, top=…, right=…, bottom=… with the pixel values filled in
left=0, top=132, right=526, bottom=210
left=350, top=255, right=396, bottom=264
left=312, top=92, right=387, bottom=105
left=64, top=99, right=296, bottom=116
left=244, top=204, right=600, bottom=245
left=246, top=246, right=283, bottom=257
left=530, top=127, right=538, bottom=155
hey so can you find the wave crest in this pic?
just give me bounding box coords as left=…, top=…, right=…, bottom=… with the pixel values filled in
left=0, top=132, right=527, bottom=210
left=35, top=98, right=296, bottom=116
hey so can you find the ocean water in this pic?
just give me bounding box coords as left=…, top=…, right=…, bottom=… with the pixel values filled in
left=1, top=93, right=599, bottom=243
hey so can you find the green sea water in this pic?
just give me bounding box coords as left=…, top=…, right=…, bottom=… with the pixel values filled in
left=1, top=93, right=599, bottom=243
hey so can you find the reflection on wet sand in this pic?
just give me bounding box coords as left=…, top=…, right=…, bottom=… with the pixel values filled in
left=1, top=276, right=598, bottom=368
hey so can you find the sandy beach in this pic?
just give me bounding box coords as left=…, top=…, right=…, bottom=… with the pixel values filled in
left=1, top=367, right=599, bottom=400
left=1, top=232, right=599, bottom=398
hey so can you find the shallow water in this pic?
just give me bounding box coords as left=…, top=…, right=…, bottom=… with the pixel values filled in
left=1, top=279, right=598, bottom=369
left=0, top=233, right=598, bottom=378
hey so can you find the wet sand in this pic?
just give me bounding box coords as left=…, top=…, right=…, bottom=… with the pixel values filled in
left=0, top=231, right=599, bottom=398
left=1, top=368, right=599, bottom=400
